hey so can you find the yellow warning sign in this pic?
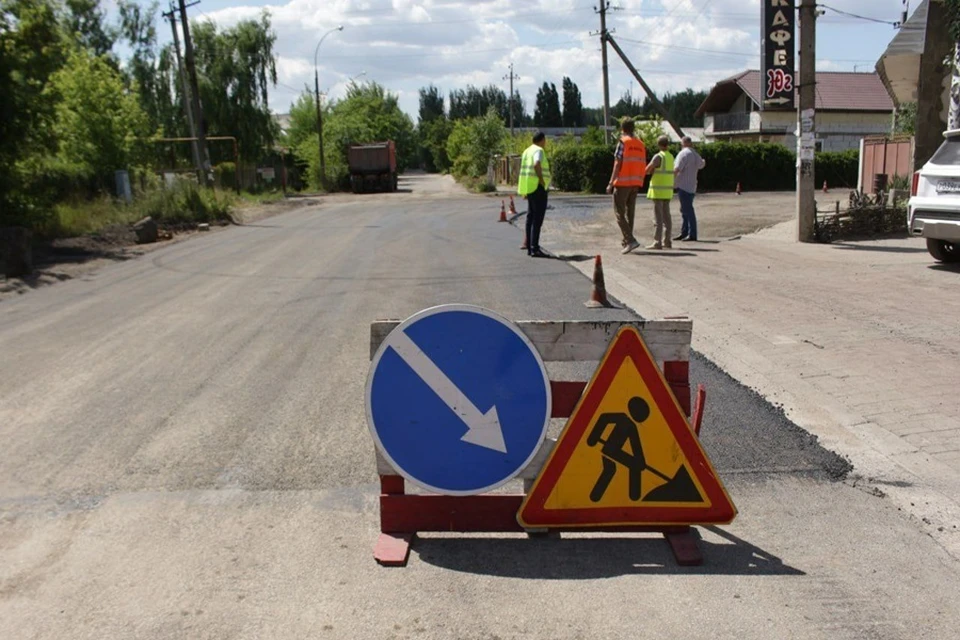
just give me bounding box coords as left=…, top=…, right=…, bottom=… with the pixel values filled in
left=518, top=326, right=736, bottom=527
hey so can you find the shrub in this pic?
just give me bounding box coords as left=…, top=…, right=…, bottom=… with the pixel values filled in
left=138, top=180, right=234, bottom=224
left=447, top=109, right=506, bottom=179
left=697, top=142, right=796, bottom=192
left=214, top=162, right=238, bottom=191
left=814, top=149, right=859, bottom=189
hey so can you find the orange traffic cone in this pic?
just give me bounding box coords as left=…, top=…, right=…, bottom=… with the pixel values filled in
left=736, top=182, right=742, bottom=195
left=509, top=195, right=518, bottom=215
left=822, top=180, right=829, bottom=193
left=585, top=255, right=611, bottom=308
left=499, top=200, right=507, bottom=222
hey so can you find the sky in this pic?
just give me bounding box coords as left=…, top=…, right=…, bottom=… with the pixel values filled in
left=154, top=0, right=911, bottom=119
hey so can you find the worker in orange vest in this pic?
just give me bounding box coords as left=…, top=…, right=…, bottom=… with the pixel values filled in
left=606, top=118, right=647, bottom=255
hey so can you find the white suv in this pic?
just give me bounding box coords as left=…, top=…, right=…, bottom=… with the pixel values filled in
left=909, top=130, right=960, bottom=263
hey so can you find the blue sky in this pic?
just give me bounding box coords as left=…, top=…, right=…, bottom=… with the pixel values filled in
left=146, top=0, right=909, bottom=118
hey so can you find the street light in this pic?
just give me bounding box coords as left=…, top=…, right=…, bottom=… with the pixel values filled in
left=348, top=70, right=366, bottom=85
left=314, top=25, right=343, bottom=190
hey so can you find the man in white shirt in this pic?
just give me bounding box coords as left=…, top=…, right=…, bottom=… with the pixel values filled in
left=673, top=136, right=706, bottom=242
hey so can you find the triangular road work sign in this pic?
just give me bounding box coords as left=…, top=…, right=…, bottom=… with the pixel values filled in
left=518, top=326, right=736, bottom=528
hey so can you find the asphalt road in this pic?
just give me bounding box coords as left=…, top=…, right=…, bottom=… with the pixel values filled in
left=1, top=175, right=958, bottom=639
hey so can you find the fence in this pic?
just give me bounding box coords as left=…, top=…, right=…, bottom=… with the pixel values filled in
left=859, top=136, right=913, bottom=194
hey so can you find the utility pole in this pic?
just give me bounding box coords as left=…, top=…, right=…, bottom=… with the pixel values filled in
left=503, top=63, right=519, bottom=137
left=178, top=0, right=212, bottom=186
left=595, top=1, right=613, bottom=143
left=797, top=0, right=817, bottom=243
left=162, top=2, right=200, bottom=173
left=314, top=73, right=326, bottom=190
left=605, top=35, right=686, bottom=139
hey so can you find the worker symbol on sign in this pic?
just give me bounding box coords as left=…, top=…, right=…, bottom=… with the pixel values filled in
left=586, top=396, right=702, bottom=503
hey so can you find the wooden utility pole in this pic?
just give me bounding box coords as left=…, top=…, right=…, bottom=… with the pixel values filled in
left=503, top=63, right=519, bottom=138
left=797, top=0, right=817, bottom=242
left=605, top=35, right=686, bottom=140
left=163, top=2, right=201, bottom=172
left=596, top=1, right=612, bottom=143
left=178, top=0, right=212, bottom=186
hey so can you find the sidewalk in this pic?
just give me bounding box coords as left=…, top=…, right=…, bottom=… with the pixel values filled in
left=543, top=211, right=960, bottom=559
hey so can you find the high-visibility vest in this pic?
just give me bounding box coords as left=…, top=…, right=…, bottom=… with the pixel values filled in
left=613, top=136, right=647, bottom=187
left=646, top=150, right=675, bottom=200
left=518, top=144, right=550, bottom=196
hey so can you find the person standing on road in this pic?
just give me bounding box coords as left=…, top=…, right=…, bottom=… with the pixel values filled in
left=673, top=136, right=706, bottom=242
left=645, top=135, right=675, bottom=250
left=606, top=119, right=647, bottom=255
left=517, top=131, right=550, bottom=258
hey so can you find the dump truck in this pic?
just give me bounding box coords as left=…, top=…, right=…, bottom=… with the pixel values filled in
left=348, top=142, right=398, bottom=194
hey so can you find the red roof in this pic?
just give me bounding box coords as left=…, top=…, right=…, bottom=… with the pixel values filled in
left=696, top=70, right=894, bottom=115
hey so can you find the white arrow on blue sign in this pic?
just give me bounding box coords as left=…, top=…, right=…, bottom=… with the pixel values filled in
left=365, top=304, right=551, bottom=495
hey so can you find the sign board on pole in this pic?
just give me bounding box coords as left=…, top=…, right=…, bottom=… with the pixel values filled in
left=366, top=304, right=551, bottom=496
left=762, top=0, right=796, bottom=110
left=518, top=326, right=736, bottom=528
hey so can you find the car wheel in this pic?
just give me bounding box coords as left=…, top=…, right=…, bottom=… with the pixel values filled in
left=927, top=239, right=960, bottom=263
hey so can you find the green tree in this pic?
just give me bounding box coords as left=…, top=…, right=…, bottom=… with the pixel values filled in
left=0, top=0, right=66, bottom=224
left=611, top=90, right=642, bottom=119
left=534, top=82, right=562, bottom=127
left=117, top=1, right=179, bottom=137
left=446, top=108, right=506, bottom=179
left=283, top=91, right=321, bottom=151
left=418, top=84, right=445, bottom=123
left=64, top=0, right=115, bottom=57
left=561, top=77, right=583, bottom=127
left=894, top=102, right=917, bottom=135
left=449, top=84, right=509, bottom=121
left=191, top=12, right=278, bottom=162
left=46, top=47, right=150, bottom=184
left=294, top=82, right=415, bottom=189
left=420, top=117, right=453, bottom=173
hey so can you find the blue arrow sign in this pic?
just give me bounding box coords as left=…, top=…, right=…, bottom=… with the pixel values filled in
left=366, top=305, right=551, bottom=495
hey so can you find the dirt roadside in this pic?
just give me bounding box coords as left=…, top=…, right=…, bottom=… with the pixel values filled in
left=0, top=196, right=314, bottom=303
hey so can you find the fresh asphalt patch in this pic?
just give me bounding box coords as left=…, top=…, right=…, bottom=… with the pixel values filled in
left=691, top=353, right=852, bottom=480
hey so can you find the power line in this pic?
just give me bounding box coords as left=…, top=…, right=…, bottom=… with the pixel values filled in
left=320, top=38, right=584, bottom=60
left=818, top=4, right=899, bottom=26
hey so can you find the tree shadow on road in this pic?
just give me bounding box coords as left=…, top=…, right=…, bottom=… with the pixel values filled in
left=831, top=243, right=929, bottom=254
left=415, top=526, right=803, bottom=578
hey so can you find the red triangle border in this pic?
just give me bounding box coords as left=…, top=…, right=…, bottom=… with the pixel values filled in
left=518, top=326, right=737, bottom=527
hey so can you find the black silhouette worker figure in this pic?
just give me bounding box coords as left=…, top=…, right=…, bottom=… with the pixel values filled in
left=586, top=396, right=671, bottom=503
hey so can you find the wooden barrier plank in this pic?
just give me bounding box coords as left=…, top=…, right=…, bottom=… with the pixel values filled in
left=370, top=319, right=692, bottom=363
left=381, top=495, right=526, bottom=533
left=551, top=380, right=587, bottom=417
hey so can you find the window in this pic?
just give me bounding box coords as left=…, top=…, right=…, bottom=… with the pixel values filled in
left=815, top=141, right=823, bottom=152
left=930, top=136, right=960, bottom=165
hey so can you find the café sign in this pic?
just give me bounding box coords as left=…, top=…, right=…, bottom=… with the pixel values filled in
left=762, top=0, right=795, bottom=109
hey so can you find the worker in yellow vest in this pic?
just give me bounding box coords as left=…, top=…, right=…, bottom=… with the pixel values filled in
left=645, top=135, right=675, bottom=250
left=517, top=131, right=550, bottom=258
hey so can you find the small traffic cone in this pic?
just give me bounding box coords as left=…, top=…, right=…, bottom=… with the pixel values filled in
left=822, top=180, right=829, bottom=193
left=499, top=200, right=507, bottom=222
left=585, top=255, right=611, bottom=308
left=736, top=182, right=742, bottom=195
left=509, top=195, right=518, bottom=215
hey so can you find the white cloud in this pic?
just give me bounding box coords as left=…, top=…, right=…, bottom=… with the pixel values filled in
left=189, top=0, right=901, bottom=118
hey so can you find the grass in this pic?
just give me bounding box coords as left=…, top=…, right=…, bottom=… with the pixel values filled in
left=49, top=181, right=238, bottom=238
left=53, top=196, right=144, bottom=237
left=236, top=190, right=285, bottom=206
